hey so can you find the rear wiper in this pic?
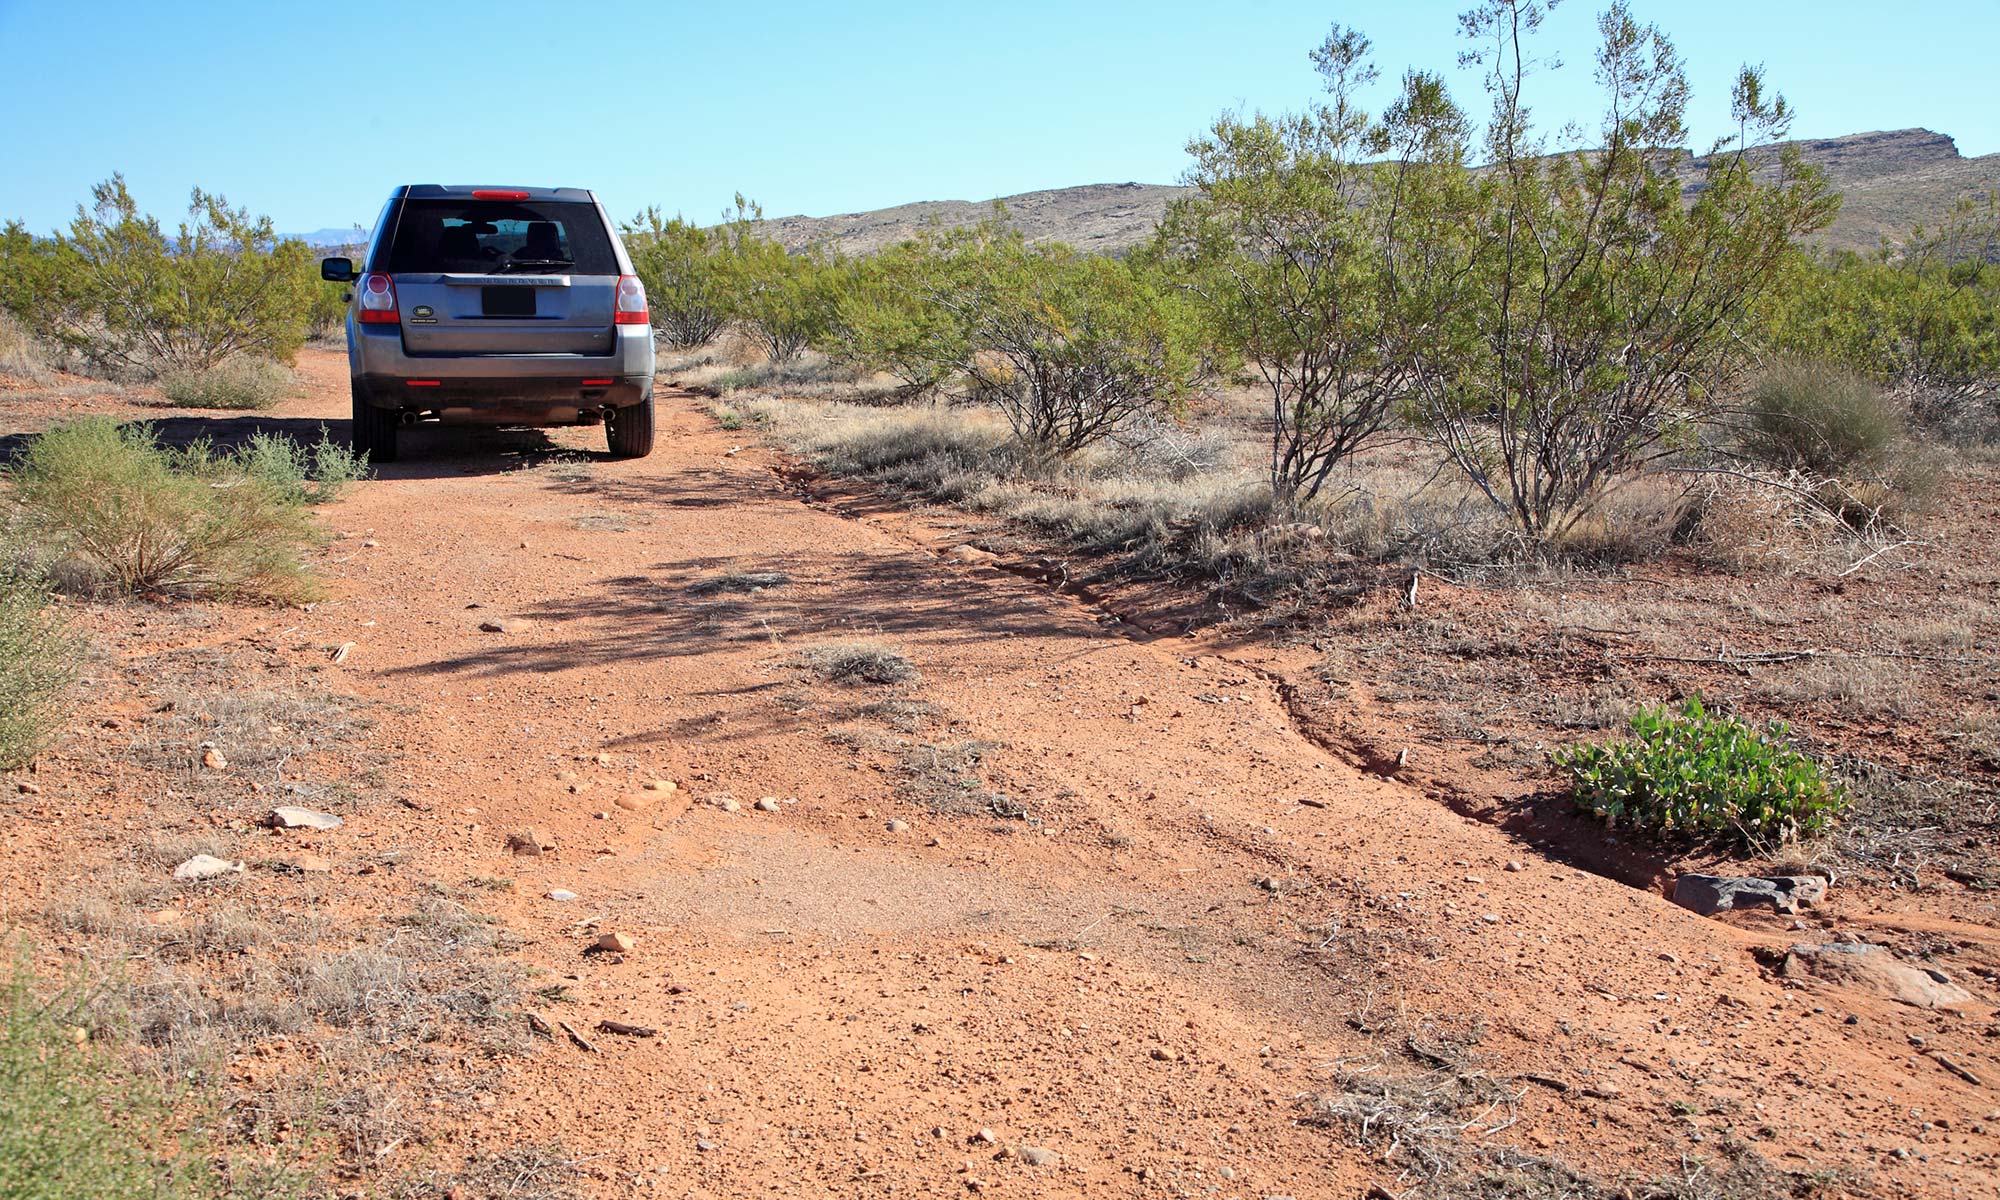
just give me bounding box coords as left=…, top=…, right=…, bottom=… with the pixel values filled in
left=491, top=258, right=574, bottom=274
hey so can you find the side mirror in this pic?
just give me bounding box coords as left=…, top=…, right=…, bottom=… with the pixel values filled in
left=320, top=257, right=357, bottom=283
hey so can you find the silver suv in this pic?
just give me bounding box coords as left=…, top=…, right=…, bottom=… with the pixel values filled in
left=321, top=186, right=655, bottom=462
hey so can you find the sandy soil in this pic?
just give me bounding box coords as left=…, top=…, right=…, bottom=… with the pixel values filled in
left=5, top=348, right=1997, bottom=1198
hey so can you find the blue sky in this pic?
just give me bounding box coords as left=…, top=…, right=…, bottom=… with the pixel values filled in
left=1, top=0, right=1994, bottom=236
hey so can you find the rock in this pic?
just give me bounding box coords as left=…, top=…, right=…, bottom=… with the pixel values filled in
left=268, top=806, right=343, bottom=831
left=886, top=819, right=911, bottom=834
left=278, top=853, right=333, bottom=874
left=1505, top=860, right=1526, bottom=872
left=1672, top=873, right=1827, bottom=916
left=478, top=619, right=527, bottom=634
left=614, top=793, right=654, bottom=812
left=714, top=796, right=741, bottom=812
left=974, top=1128, right=998, bottom=1145
left=643, top=779, right=678, bottom=793
left=1481, top=912, right=1501, bottom=924
left=755, top=796, right=780, bottom=813
left=172, top=854, right=244, bottom=881
left=547, top=889, right=577, bottom=902
left=597, top=932, right=635, bottom=953
left=950, top=545, right=1000, bottom=565
left=1783, top=942, right=1974, bottom=1009
left=201, top=748, right=228, bottom=770
left=507, top=829, right=550, bottom=857
left=1018, top=1146, right=1058, bottom=1167
left=17, top=781, right=41, bottom=795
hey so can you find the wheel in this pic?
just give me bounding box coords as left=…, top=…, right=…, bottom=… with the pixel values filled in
left=350, top=379, right=399, bottom=464
left=606, top=397, right=654, bottom=458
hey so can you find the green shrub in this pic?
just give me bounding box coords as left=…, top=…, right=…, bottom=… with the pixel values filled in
left=0, top=961, right=312, bottom=1199
left=157, top=358, right=294, bottom=410
left=237, top=427, right=368, bottom=505
left=1740, top=358, right=1903, bottom=476
left=1554, top=697, right=1845, bottom=850
left=6, top=418, right=318, bottom=601
left=624, top=206, right=739, bottom=349
left=3, top=175, right=313, bottom=377
left=0, top=577, right=80, bottom=768
left=0, top=311, right=54, bottom=382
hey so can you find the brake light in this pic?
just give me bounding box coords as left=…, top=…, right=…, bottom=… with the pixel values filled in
left=405, top=380, right=441, bottom=387
left=356, top=272, right=399, bottom=324
left=581, top=378, right=614, bottom=386
left=472, top=189, right=530, bottom=200
left=614, top=274, right=648, bottom=325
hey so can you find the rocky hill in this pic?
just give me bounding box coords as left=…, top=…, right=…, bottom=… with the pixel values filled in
left=766, top=128, right=1997, bottom=258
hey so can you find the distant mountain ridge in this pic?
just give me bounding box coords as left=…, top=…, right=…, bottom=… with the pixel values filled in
left=762, top=129, right=1998, bottom=258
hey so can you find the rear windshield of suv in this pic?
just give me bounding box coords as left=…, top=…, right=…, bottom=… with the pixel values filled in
left=381, top=199, right=618, bottom=274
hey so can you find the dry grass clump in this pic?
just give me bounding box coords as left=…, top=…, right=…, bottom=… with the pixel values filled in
left=156, top=358, right=295, bottom=411
left=898, top=739, right=1001, bottom=816
left=688, top=569, right=791, bottom=596
left=0, top=311, right=55, bottom=381
left=0, top=576, right=81, bottom=768
left=793, top=638, right=918, bottom=685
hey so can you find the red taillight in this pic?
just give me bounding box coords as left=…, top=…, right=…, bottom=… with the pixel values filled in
left=581, top=378, right=614, bottom=386
left=405, top=380, right=441, bottom=387
left=357, top=272, right=398, bottom=323
left=614, top=274, right=647, bottom=325
left=472, top=189, right=530, bottom=200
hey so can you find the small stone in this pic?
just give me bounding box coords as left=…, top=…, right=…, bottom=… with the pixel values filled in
left=1481, top=912, right=1501, bottom=924
left=614, top=794, right=654, bottom=812
left=478, top=619, right=526, bottom=634
left=1673, top=873, right=1827, bottom=916
left=547, top=889, right=577, bottom=902
left=16, top=781, right=41, bottom=795
left=1584, top=1083, right=1623, bottom=1099
left=714, top=796, right=741, bottom=812
left=201, top=748, right=228, bottom=770
left=268, top=806, right=343, bottom=831
left=172, top=854, right=244, bottom=882
left=1505, top=860, right=1525, bottom=872
left=507, top=829, right=550, bottom=857
left=593, top=753, right=613, bottom=766
left=695, top=1139, right=715, bottom=1153
left=643, top=779, right=678, bottom=793
left=1149, top=1046, right=1182, bottom=1062
left=597, top=932, right=635, bottom=953
left=1018, top=1146, right=1057, bottom=1167
left=360, top=539, right=379, bottom=548
left=974, top=1129, right=998, bottom=1145
left=755, top=796, right=780, bottom=813
left=886, top=819, right=911, bottom=834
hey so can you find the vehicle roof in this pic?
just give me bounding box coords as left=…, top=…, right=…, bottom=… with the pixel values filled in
left=396, top=185, right=597, bottom=201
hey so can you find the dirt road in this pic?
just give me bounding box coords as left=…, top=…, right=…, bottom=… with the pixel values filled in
left=28, top=349, right=1995, bottom=1197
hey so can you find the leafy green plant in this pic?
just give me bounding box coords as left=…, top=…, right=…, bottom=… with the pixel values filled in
left=237, top=427, right=368, bottom=505
left=1554, top=697, right=1846, bottom=849
left=6, top=418, right=318, bottom=601
left=623, top=206, right=740, bottom=349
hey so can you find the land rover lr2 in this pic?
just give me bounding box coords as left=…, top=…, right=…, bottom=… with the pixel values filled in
left=322, top=185, right=655, bottom=463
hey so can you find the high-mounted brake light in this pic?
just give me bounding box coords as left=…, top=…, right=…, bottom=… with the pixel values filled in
left=614, top=274, right=648, bottom=326
left=405, top=380, right=441, bottom=387
left=472, top=189, right=530, bottom=200
left=356, top=272, right=399, bottom=324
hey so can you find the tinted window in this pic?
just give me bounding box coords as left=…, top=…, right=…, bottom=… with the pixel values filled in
left=382, top=200, right=617, bottom=274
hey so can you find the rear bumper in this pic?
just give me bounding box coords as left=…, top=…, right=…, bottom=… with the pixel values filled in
left=348, top=319, right=655, bottom=390
left=356, top=373, right=651, bottom=425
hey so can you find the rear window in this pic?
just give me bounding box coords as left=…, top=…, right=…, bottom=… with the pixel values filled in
left=381, top=199, right=618, bottom=274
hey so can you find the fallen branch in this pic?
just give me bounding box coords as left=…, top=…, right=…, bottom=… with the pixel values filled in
left=556, top=1018, right=598, bottom=1053
left=1838, top=540, right=1923, bottom=577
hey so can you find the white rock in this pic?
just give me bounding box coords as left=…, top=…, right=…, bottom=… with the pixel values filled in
left=173, top=854, right=244, bottom=881
left=268, top=806, right=343, bottom=831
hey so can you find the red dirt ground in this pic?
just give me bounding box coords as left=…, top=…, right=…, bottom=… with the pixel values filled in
left=5, top=348, right=1996, bottom=1198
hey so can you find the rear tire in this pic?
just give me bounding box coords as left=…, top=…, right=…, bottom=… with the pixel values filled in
left=350, top=379, right=399, bottom=464
left=607, top=397, right=655, bottom=458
